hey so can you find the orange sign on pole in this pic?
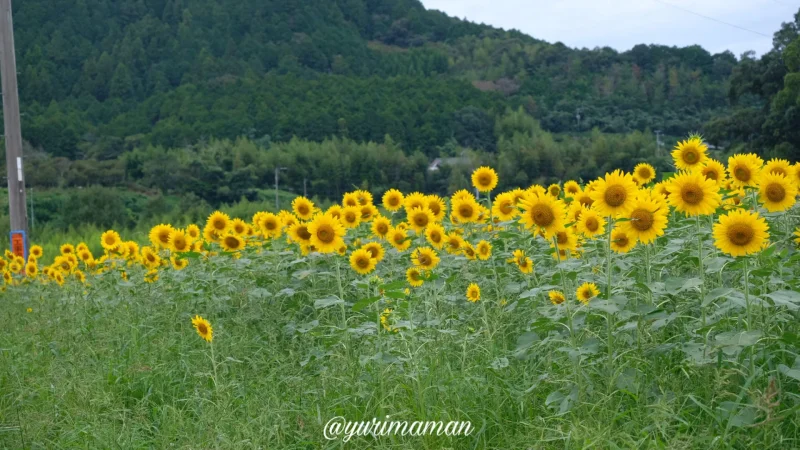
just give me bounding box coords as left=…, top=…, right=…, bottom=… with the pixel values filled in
left=10, top=230, right=26, bottom=260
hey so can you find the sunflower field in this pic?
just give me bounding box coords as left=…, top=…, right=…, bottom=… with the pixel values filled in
left=3, top=137, right=800, bottom=447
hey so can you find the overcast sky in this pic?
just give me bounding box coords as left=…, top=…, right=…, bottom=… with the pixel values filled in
left=422, top=0, right=800, bottom=57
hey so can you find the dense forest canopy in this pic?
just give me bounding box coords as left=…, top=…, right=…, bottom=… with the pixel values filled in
left=3, top=1, right=800, bottom=235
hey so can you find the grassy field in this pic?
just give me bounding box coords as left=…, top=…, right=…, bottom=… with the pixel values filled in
left=2, top=151, right=800, bottom=448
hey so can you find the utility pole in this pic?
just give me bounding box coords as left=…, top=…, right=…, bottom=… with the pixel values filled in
left=0, top=0, right=27, bottom=259
left=654, top=130, right=664, bottom=157
left=274, top=166, right=287, bottom=211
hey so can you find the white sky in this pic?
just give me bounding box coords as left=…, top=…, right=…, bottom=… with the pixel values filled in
left=422, top=0, right=800, bottom=56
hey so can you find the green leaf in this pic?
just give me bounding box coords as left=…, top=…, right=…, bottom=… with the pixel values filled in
left=314, top=296, right=343, bottom=309
left=765, top=290, right=800, bottom=310
left=779, top=364, right=800, bottom=382
left=379, top=280, right=406, bottom=291
left=352, top=296, right=381, bottom=313
left=703, top=287, right=734, bottom=307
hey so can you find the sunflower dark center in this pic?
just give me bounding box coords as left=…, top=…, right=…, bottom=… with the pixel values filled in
left=684, top=149, right=698, bottom=163
left=726, top=223, right=754, bottom=246
left=557, top=231, right=568, bottom=245
left=604, top=185, right=627, bottom=207
left=630, top=208, right=654, bottom=231
left=417, top=254, right=432, bottom=266
left=413, top=213, right=429, bottom=227
left=703, top=168, right=718, bottom=180
left=197, top=324, right=208, bottom=335
left=530, top=204, right=555, bottom=227
left=766, top=183, right=786, bottom=202
left=357, top=257, right=370, bottom=268
left=458, top=204, right=474, bottom=218
left=224, top=236, right=241, bottom=248
left=585, top=217, right=599, bottom=232
left=213, top=219, right=226, bottom=230
left=615, top=235, right=629, bottom=247
left=734, top=165, right=751, bottom=182
left=637, top=168, right=652, bottom=179
left=430, top=231, right=441, bottom=242
left=316, top=225, right=334, bottom=243
left=297, top=227, right=312, bottom=241
left=680, top=184, right=703, bottom=205
left=376, top=223, right=389, bottom=234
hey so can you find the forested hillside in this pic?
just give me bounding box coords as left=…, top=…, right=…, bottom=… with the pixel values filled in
left=4, top=1, right=800, bottom=235
left=16, top=0, right=741, bottom=156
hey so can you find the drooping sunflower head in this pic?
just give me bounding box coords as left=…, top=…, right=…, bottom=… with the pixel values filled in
left=519, top=193, right=567, bottom=239
left=633, top=163, right=657, bottom=184
left=382, top=189, right=405, bottom=212
left=471, top=166, right=499, bottom=192
left=589, top=170, right=638, bottom=217
left=712, top=209, right=769, bottom=257
left=308, top=214, right=346, bottom=253
left=466, top=283, right=481, bottom=303
left=671, top=137, right=708, bottom=170
left=191, top=315, right=213, bottom=342
left=288, top=223, right=313, bottom=245
left=349, top=248, right=377, bottom=275
left=292, top=196, right=315, bottom=220
left=462, top=243, right=477, bottom=260
left=564, top=181, right=581, bottom=196
left=757, top=172, right=797, bottom=213
left=326, top=205, right=343, bottom=221
left=547, top=184, right=561, bottom=197
left=207, top=211, right=230, bottom=233
left=552, top=228, right=579, bottom=251
left=727, top=153, right=763, bottom=187
left=548, top=290, right=565, bottom=305
left=576, top=282, right=600, bottom=305
left=360, top=204, right=379, bottom=222
left=171, top=256, right=189, bottom=271
left=667, top=171, right=721, bottom=216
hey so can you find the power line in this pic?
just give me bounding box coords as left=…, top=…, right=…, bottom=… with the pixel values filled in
left=650, top=0, right=772, bottom=38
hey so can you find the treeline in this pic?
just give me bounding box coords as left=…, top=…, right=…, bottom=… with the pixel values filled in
left=12, top=0, right=755, bottom=158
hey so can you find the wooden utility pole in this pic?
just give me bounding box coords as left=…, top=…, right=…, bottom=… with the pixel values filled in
left=0, top=0, right=28, bottom=258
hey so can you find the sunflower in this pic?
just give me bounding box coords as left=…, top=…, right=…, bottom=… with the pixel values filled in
left=633, top=163, right=656, bottom=184
left=406, top=267, right=425, bottom=287
left=667, top=171, right=721, bottom=216
left=519, top=193, right=566, bottom=239
left=203, top=225, right=221, bottom=243
left=100, top=230, right=122, bottom=251
left=169, top=229, right=191, bottom=253
left=342, top=192, right=359, bottom=208
left=371, top=216, right=392, bottom=239
left=476, top=240, right=492, bottom=260
left=466, top=283, right=481, bottom=303
left=30, top=245, right=43, bottom=259
left=728, top=153, right=763, bottom=187
left=671, top=137, right=708, bottom=170
left=407, top=207, right=435, bottom=233
left=763, top=158, right=792, bottom=177
left=576, top=191, right=594, bottom=208
left=289, top=196, right=314, bottom=221
left=355, top=190, right=373, bottom=206
left=141, top=247, right=161, bottom=268
left=794, top=228, right=800, bottom=246
left=350, top=248, right=377, bottom=275
left=326, top=205, right=343, bottom=221
left=552, top=228, right=579, bottom=251
left=362, top=242, right=385, bottom=262
left=60, top=244, right=75, bottom=255
left=547, top=184, right=561, bottom=197
left=619, top=197, right=668, bottom=244
left=191, top=315, right=213, bottom=342
left=511, top=250, right=534, bottom=274
left=258, top=213, right=283, bottom=238
left=171, top=256, right=189, bottom=271
left=207, top=211, right=230, bottom=234
left=388, top=227, right=411, bottom=251
left=411, top=247, right=440, bottom=270
left=452, top=197, right=481, bottom=223
left=462, top=243, right=477, bottom=260
left=445, top=233, right=464, bottom=254
left=472, top=166, right=499, bottom=192
left=124, top=242, right=140, bottom=260
left=757, top=172, right=797, bottom=212
left=382, top=189, right=405, bottom=212
left=425, top=223, right=446, bottom=249
left=563, top=181, right=580, bottom=196
left=78, top=249, right=93, bottom=264
left=610, top=229, right=636, bottom=253
left=308, top=214, right=346, bottom=253
left=548, top=290, right=565, bottom=305
left=700, top=159, right=726, bottom=185
left=492, top=192, right=519, bottom=221
left=590, top=170, right=638, bottom=217
left=288, top=223, right=313, bottom=246
left=25, top=262, right=38, bottom=278
left=54, top=272, right=64, bottom=286
left=404, top=192, right=428, bottom=213
left=360, top=204, right=378, bottom=222
left=147, top=224, right=173, bottom=249
left=340, top=206, right=361, bottom=229
left=713, top=209, right=769, bottom=257
left=220, top=234, right=245, bottom=253
left=576, top=208, right=606, bottom=238
left=575, top=282, right=600, bottom=305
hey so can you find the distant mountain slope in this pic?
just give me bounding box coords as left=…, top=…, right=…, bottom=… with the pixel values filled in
left=13, top=0, right=740, bottom=156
